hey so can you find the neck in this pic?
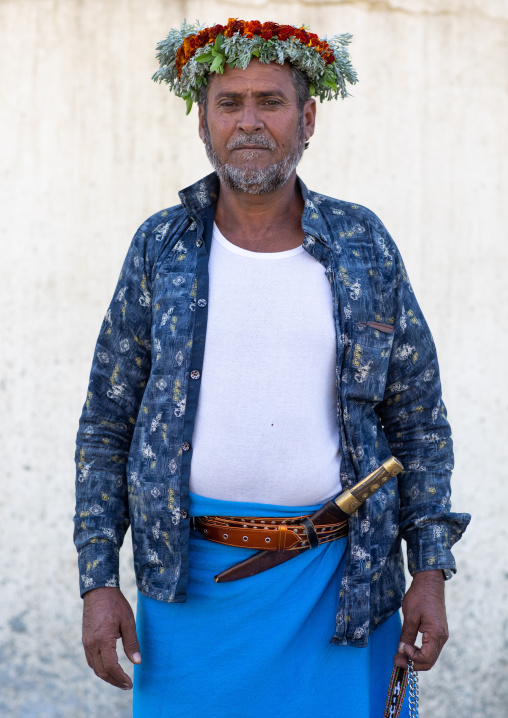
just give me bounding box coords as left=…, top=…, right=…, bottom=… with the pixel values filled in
left=214, top=173, right=305, bottom=252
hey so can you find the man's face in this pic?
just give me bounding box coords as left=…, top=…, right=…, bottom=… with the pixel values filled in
left=198, top=59, right=316, bottom=194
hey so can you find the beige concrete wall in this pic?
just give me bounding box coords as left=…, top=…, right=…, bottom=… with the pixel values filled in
left=0, top=0, right=506, bottom=715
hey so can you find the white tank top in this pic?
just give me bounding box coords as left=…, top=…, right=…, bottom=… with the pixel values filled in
left=189, top=223, right=342, bottom=506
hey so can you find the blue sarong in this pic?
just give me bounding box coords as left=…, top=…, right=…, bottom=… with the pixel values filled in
left=133, top=492, right=408, bottom=717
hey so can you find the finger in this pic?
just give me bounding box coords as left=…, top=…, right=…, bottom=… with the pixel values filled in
left=394, top=641, right=411, bottom=669
left=84, top=645, right=95, bottom=671
left=394, top=611, right=421, bottom=668
left=408, top=631, right=445, bottom=671
left=83, top=640, right=127, bottom=687
left=120, top=612, right=142, bottom=665
left=93, top=649, right=127, bottom=689
left=99, top=643, right=133, bottom=689
left=89, top=647, right=119, bottom=687
left=407, top=646, right=437, bottom=671
left=399, top=612, right=420, bottom=648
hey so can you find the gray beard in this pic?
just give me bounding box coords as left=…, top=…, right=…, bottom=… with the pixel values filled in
left=203, top=116, right=305, bottom=195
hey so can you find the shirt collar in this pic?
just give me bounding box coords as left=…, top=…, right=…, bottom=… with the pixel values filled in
left=178, top=171, right=330, bottom=248
left=178, top=172, right=220, bottom=220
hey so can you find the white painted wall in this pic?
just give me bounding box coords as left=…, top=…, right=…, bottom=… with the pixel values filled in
left=0, top=1, right=505, bottom=715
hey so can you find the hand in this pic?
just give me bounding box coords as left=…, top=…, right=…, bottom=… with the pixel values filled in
left=394, top=569, right=448, bottom=671
left=82, top=586, right=141, bottom=689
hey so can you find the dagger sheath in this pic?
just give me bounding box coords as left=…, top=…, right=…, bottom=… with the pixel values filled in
left=214, top=456, right=403, bottom=583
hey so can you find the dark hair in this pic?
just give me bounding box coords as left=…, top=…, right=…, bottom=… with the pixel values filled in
left=198, top=63, right=310, bottom=113
left=289, top=65, right=311, bottom=111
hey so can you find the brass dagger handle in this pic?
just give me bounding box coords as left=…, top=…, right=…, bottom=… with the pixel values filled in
left=334, top=456, right=404, bottom=515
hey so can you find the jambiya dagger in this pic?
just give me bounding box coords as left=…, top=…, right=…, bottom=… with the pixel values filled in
left=212, top=456, right=404, bottom=583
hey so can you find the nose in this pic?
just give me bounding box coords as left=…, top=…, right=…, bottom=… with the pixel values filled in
left=237, top=103, right=264, bottom=134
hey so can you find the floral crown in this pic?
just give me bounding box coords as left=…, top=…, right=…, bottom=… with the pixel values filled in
left=152, top=18, right=358, bottom=114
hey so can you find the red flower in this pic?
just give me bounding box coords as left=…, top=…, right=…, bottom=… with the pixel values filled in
left=276, top=25, right=295, bottom=41
left=210, top=24, right=225, bottom=38
left=294, top=28, right=310, bottom=45
left=195, top=29, right=210, bottom=48
left=174, top=19, right=335, bottom=79
left=224, top=18, right=244, bottom=37
left=259, top=21, right=279, bottom=40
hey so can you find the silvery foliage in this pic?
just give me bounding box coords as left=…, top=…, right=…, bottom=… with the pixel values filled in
left=152, top=20, right=358, bottom=107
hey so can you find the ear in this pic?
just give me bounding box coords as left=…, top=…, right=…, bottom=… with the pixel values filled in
left=303, top=97, right=317, bottom=142
left=198, top=104, right=206, bottom=143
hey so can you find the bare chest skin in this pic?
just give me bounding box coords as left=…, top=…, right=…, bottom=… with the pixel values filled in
left=213, top=175, right=306, bottom=252
left=214, top=220, right=305, bottom=253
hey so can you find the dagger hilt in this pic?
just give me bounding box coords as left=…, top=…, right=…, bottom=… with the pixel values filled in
left=335, top=456, right=404, bottom=515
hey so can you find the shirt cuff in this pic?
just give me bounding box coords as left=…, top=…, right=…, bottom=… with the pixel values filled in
left=77, top=542, right=120, bottom=597
left=404, top=512, right=470, bottom=576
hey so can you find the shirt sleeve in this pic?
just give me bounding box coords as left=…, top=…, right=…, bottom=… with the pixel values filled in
left=376, top=234, right=471, bottom=576
left=73, top=222, right=153, bottom=596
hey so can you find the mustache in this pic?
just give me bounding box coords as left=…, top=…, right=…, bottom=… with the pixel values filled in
left=226, top=134, right=277, bottom=151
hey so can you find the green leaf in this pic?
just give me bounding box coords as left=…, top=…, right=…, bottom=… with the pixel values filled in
left=214, top=33, right=225, bottom=51
left=185, top=96, right=193, bottom=115
left=251, top=50, right=260, bottom=58
left=196, top=52, right=214, bottom=63
left=323, top=70, right=338, bottom=90
left=309, top=83, right=316, bottom=96
left=209, top=53, right=225, bottom=73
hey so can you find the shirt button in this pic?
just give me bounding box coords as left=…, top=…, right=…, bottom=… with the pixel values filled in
left=182, top=441, right=191, bottom=451
left=180, top=509, right=188, bottom=519
left=190, top=370, right=200, bottom=380
left=197, top=298, right=207, bottom=307
left=196, top=238, right=203, bottom=248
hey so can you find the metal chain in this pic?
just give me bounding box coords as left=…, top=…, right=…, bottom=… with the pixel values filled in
left=407, top=659, right=419, bottom=718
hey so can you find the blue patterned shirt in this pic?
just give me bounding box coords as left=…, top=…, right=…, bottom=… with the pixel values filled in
left=74, top=172, right=470, bottom=647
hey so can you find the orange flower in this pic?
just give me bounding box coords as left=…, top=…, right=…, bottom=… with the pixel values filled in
left=175, top=35, right=195, bottom=77
left=244, top=20, right=263, bottom=38
left=314, top=39, right=334, bottom=64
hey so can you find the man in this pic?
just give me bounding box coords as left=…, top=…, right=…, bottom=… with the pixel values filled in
left=74, top=18, right=470, bottom=716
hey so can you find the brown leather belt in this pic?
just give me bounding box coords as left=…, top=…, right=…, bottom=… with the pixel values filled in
left=191, top=514, right=348, bottom=551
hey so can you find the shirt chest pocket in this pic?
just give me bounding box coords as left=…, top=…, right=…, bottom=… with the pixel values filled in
left=344, top=324, right=394, bottom=403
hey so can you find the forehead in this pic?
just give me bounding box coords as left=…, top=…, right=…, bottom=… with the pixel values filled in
left=207, top=58, right=296, bottom=100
